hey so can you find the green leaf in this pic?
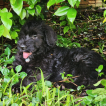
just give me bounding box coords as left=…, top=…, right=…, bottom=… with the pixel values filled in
left=86, top=90, right=97, bottom=97
left=11, top=31, right=18, bottom=39
left=60, top=21, right=66, bottom=26
left=0, top=91, right=2, bottom=99
left=66, top=74, right=73, bottom=77
left=59, top=16, right=66, bottom=20
left=0, top=102, right=3, bottom=106
left=82, top=96, right=92, bottom=105
left=19, top=19, right=26, bottom=25
left=76, top=0, right=81, bottom=8
left=1, top=68, right=9, bottom=76
left=56, top=0, right=65, bottom=4
left=1, top=12, right=13, bottom=30
left=47, top=0, right=64, bottom=9
left=104, top=10, right=106, bottom=17
left=63, top=26, right=69, bottom=34
left=67, top=8, right=77, bottom=23
left=0, top=66, right=2, bottom=72
left=68, top=0, right=77, bottom=7
left=11, top=74, right=19, bottom=85
left=47, top=0, right=56, bottom=9
left=73, top=42, right=81, bottom=47
left=98, top=72, right=104, bottom=77
left=70, top=23, right=76, bottom=29
left=103, top=18, right=106, bottom=23
left=20, top=72, right=27, bottom=79
left=3, top=25, right=11, bottom=39
left=28, top=9, right=35, bottom=16
left=92, top=88, right=106, bottom=95
left=5, top=47, right=11, bottom=57
left=10, top=0, right=23, bottom=15
left=15, top=65, right=22, bottom=73
left=0, top=25, right=4, bottom=37
left=94, top=95, right=106, bottom=102
left=77, top=85, right=84, bottom=91
left=100, top=99, right=106, bottom=105
left=95, top=65, right=103, bottom=73
left=45, top=81, right=52, bottom=87
left=40, top=69, right=45, bottom=92
left=101, top=79, right=106, bottom=87
left=93, top=80, right=101, bottom=86
left=32, top=97, right=40, bottom=104
left=11, top=103, right=18, bottom=106
left=5, top=59, right=14, bottom=64
left=32, top=0, right=38, bottom=5
left=4, top=76, right=11, bottom=83
left=0, top=8, right=8, bottom=14
left=28, top=5, right=34, bottom=9
left=99, top=65, right=103, bottom=69
left=35, top=5, right=41, bottom=16
left=98, top=65, right=103, bottom=71
left=60, top=72, right=65, bottom=79
left=54, top=6, right=70, bottom=16
left=10, top=0, right=16, bottom=4
left=20, top=9, right=26, bottom=20
left=5, top=56, right=15, bottom=64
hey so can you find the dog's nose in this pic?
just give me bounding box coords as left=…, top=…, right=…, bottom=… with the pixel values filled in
left=20, top=44, right=26, bottom=50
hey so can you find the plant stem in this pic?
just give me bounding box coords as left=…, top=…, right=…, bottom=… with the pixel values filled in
left=2, top=36, right=3, bottom=53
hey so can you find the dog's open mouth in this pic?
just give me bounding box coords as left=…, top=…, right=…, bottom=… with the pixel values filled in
left=23, top=52, right=32, bottom=62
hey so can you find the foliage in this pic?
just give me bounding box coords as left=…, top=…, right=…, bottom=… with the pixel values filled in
left=47, top=0, right=80, bottom=34
left=80, top=67, right=106, bottom=105
left=95, top=65, right=104, bottom=77
left=0, top=56, right=82, bottom=105
left=0, top=47, right=106, bottom=105
left=0, top=0, right=81, bottom=43
left=81, top=83, right=106, bottom=106
left=103, top=10, right=106, bottom=23
left=0, top=0, right=42, bottom=41
left=0, top=0, right=106, bottom=105
left=0, top=47, right=15, bottom=67
left=57, top=35, right=81, bottom=48
left=0, top=47, right=27, bottom=94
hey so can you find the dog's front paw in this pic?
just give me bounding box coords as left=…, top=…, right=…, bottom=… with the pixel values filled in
left=12, top=82, right=21, bottom=93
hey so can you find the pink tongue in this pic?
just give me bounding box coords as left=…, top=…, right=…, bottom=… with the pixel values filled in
left=23, top=52, right=32, bottom=59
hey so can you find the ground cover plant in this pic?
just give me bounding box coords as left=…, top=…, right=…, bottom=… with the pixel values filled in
left=0, top=0, right=106, bottom=105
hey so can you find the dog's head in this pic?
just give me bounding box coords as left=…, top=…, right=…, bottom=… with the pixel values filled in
left=17, top=20, right=57, bottom=62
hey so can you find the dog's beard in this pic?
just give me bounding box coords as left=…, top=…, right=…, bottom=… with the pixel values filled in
left=25, top=58, right=30, bottom=63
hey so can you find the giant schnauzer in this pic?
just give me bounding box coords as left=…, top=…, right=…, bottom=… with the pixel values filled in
left=13, top=20, right=106, bottom=90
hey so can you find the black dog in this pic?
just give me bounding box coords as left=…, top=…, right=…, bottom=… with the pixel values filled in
left=13, top=20, right=106, bottom=90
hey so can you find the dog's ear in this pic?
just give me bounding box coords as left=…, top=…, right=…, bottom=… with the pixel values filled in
left=43, top=24, right=57, bottom=46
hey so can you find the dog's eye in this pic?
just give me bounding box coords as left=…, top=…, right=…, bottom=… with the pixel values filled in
left=32, top=35, right=37, bottom=39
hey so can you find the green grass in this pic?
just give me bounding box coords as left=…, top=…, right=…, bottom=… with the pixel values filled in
left=0, top=46, right=106, bottom=106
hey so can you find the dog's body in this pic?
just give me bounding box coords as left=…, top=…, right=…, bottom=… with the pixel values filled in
left=13, top=20, right=106, bottom=89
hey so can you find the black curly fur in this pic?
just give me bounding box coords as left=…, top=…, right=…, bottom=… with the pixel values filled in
left=13, top=20, right=106, bottom=91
